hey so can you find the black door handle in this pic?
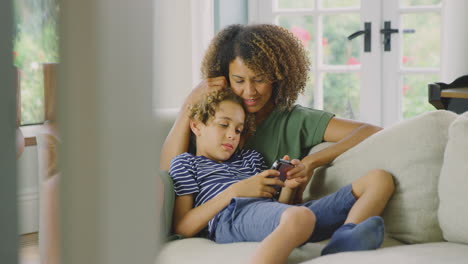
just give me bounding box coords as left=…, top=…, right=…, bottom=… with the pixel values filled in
left=347, top=22, right=371, bottom=52
left=380, top=21, right=399, bottom=51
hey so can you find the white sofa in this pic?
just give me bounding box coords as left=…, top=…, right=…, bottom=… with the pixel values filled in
left=155, top=109, right=468, bottom=264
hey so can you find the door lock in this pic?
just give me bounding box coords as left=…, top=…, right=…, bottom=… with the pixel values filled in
left=380, top=21, right=399, bottom=52
left=348, top=22, right=371, bottom=52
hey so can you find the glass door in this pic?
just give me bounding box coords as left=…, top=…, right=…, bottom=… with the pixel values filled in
left=249, top=0, right=443, bottom=127
left=381, top=0, right=442, bottom=126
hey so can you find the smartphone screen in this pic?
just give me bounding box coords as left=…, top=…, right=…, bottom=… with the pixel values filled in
left=271, top=159, right=295, bottom=182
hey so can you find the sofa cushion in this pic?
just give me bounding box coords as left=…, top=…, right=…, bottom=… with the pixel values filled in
left=304, top=242, right=468, bottom=264
left=155, top=236, right=403, bottom=264
left=305, top=110, right=458, bottom=244
left=438, top=111, right=468, bottom=244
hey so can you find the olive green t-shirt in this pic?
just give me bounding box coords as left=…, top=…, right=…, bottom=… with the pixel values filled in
left=244, top=105, right=334, bottom=167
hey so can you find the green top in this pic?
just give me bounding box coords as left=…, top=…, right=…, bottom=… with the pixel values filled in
left=244, top=105, right=334, bottom=166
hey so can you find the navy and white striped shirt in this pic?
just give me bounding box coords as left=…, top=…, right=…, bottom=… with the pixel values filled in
left=169, top=149, right=267, bottom=233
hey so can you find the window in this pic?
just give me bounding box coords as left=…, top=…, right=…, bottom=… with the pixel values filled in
left=13, top=0, right=59, bottom=126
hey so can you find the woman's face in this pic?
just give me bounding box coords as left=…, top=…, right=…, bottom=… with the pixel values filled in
left=229, top=57, right=273, bottom=114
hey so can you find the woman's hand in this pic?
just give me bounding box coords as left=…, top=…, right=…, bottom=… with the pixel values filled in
left=280, top=154, right=318, bottom=204
left=228, top=169, right=284, bottom=199
left=185, top=77, right=227, bottom=106
left=281, top=155, right=308, bottom=189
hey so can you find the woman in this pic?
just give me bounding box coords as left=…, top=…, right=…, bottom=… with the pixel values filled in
left=160, top=24, right=385, bottom=204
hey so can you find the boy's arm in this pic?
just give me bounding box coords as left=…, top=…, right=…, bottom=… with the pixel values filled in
left=173, top=189, right=236, bottom=237
left=173, top=170, right=283, bottom=237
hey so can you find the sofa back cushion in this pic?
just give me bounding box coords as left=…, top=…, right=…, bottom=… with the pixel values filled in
left=305, top=110, right=457, bottom=244
left=438, top=111, right=468, bottom=244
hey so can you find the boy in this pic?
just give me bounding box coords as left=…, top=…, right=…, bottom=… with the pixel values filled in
left=169, top=88, right=389, bottom=264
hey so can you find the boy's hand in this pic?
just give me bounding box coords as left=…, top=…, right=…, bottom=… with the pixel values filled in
left=282, top=155, right=308, bottom=189
left=228, top=169, right=284, bottom=199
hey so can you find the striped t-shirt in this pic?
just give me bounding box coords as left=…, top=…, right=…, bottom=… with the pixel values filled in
left=169, top=149, right=267, bottom=233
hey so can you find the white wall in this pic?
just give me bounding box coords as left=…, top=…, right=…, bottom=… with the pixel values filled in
left=155, top=0, right=215, bottom=109
left=191, top=1, right=215, bottom=88
left=17, top=146, right=39, bottom=234
left=155, top=0, right=194, bottom=109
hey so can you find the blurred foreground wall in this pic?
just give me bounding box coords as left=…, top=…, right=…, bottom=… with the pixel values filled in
left=59, top=0, right=160, bottom=263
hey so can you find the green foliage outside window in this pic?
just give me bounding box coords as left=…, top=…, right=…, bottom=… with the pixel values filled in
left=323, top=73, right=360, bottom=120
left=400, top=0, right=441, bottom=6
left=402, top=74, right=439, bottom=118
left=13, top=0, right=59, bottom=125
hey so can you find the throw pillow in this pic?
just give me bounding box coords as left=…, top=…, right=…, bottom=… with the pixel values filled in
left=305, top=110, right=457, bottom=244
left=438, top=111, right=468, bottom=244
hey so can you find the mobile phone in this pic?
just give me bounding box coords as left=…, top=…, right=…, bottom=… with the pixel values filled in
left=270, top=159, right=295, bottom=182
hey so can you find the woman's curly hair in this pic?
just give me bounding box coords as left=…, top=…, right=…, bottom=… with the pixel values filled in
left=188, top=88, right=255, bottom=135
left=201, top=24, right=311, bottom=111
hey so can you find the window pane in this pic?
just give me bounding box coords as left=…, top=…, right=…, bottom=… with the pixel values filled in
left=401, top=13, right=440, bottom=68
left=297, top=73, right=315, bottom=107
left=323, top=73, right=360, bottom=119
left=322, top=14, right=361, bottom=65
left=20, top=66, right=45, bottom=125
left=402, top=74, right=439, bottom=119
left=277, top=16, right=315, bottom=63
left=278, top=0, right=315, bottom=9
left=321, top=0, right=360, bottom=8
left=400, top=0, right=441, bottom=7
left=14, top=0, right=59, bottom=125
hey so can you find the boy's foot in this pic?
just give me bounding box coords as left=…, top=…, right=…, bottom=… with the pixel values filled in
left=321, top=216, right=385, bottom=256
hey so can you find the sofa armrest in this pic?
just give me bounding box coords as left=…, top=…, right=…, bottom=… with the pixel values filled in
left=159, top=170, right=175, bottom=238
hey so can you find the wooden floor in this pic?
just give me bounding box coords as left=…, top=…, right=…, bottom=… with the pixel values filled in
left=20, top=233, right=40, bottom=264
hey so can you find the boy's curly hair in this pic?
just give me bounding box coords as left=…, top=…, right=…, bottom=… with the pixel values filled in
left=201, top=24, right=311, bottom=111
left=188, top=88, right=255, bottom=135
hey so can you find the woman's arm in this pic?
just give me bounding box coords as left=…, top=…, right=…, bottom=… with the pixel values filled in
left=278, top=187, right=296, bottom=204
left=288, top=117, right=382, bottom=203
left=304, top=117, right=382, bottom=170
left=159, top=78, right=227, bottom=170
left=173, top=170, right=283, bottom=237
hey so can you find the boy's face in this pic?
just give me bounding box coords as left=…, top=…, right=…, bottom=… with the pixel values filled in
left=193, top=100, right=245, bottom=162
